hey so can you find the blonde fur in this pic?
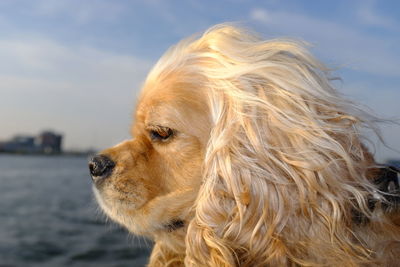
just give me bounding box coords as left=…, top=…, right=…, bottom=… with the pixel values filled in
left=93, top=24, right=400, bottom=266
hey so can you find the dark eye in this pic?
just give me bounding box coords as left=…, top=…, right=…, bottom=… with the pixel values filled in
left=149, top=126, right=174, bottom=142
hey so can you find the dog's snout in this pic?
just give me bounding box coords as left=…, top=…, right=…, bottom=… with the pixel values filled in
left=89, top=154, right=115, bottom=181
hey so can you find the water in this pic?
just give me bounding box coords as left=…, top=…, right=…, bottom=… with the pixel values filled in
left=0, top=154, right=152, bottom=267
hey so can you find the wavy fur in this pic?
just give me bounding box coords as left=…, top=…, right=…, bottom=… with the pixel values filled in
left=94, top=24, right=400, bottom=266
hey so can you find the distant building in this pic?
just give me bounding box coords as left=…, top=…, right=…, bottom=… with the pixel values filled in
left=0, top=135, right=39, bottom=153
left=36, top=131, right=63, bottom=154
left=0, top=131, right=63, bottom=154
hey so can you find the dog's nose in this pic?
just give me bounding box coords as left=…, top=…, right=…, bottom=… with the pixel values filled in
left=89, top=154, right=115, bottom=181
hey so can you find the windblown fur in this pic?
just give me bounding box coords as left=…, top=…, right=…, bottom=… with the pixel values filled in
left=93, top=24, right=400, bottom=266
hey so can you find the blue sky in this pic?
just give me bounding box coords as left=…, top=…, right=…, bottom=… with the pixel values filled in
left=0, top=0, right=399, bottom=160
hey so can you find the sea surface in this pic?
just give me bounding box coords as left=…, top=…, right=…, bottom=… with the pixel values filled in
left=0, top=154, right=152, bottom=267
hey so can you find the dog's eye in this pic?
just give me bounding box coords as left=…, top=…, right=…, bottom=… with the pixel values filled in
left=149, top=126, right=174, bottom=142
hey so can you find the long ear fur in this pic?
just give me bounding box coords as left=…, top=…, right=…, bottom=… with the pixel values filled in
left=179, top=25, right=390, bottom=266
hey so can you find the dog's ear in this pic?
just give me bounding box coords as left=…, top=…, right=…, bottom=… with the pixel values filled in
left=185, top=25, right=378, bottom=266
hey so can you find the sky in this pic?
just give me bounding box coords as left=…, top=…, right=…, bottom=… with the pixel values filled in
left=0, top=0, right=399, bottom=161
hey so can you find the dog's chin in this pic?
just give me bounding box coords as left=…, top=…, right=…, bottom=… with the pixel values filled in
left=92, top=186, right=152, bottom=235
left=93, top=186, right=196, bottom=237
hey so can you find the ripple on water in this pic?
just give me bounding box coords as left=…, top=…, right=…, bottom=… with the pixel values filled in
left=0, top=155, right=152, bottom=267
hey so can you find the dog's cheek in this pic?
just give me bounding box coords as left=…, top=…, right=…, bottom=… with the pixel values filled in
left=165, top=140, right=204, bottom=188
left=112, top=177, right=150, bottom=207
left=94, top=174, right=150, bottom=213
left=94, top=180, right=148, bottom=229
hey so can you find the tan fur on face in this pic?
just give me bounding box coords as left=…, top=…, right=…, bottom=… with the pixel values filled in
left=94, top=24, right=400, bottom=266
left=94, top=82, right=209, bottom=237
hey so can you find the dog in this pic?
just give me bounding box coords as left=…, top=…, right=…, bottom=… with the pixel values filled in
left=89, top=24, right=400, bottom=266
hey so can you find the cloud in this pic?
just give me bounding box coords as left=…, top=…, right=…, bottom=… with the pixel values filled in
left=249, top=8, right=400, bottom=77
left=250, top=9, right=272, bottom=24
left=356, top=0, right=397, bottom=29
left=0, top=37, right=152, bottom=149
left=10, top=0, right=125, bottom=24
left=0, top=38, right=151, bottom=91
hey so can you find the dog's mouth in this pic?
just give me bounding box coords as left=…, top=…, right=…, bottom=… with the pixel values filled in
left=95, top=195, right=188, bottom=237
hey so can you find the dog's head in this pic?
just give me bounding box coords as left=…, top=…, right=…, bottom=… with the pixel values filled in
left=89, top=25, right=381, bottom=265
left=90, top=69, right=210, bottom=236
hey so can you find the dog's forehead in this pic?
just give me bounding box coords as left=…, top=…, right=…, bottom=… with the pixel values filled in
left=136, top=95, right=200, bottom=128
left=138, top=82, right=208, bottom=119
left=133, top=84, right=211, bottom=141
left=142, top=102, right=180, bottom=126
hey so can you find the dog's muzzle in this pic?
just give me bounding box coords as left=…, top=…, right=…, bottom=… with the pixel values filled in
left=88, top=154, right=115, bottom=183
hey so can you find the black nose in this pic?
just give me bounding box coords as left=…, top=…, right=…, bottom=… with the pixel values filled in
left=89, top=154, right=115, bottom=181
